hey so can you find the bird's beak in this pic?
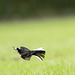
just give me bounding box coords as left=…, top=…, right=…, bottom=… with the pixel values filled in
left=12, top=46, right=15, bottom=50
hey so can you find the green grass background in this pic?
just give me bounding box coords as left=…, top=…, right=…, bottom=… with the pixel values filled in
left=0, top=16, right=75, bottom=75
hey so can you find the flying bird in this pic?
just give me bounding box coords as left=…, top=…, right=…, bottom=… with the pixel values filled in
left=13, top=46, right=45, bottom=61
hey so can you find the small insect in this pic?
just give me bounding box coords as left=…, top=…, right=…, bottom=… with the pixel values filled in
left=13, top=46, right=45, bottom=61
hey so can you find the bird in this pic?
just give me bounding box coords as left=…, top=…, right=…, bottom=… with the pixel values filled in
left=13, top=46, right=45, bottom=61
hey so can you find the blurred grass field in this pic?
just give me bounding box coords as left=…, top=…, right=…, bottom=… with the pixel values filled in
left=0, top=16, right=75, bottom=75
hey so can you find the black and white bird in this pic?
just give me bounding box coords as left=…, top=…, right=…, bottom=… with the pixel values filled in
left=13, top=46, right=45, bottom=61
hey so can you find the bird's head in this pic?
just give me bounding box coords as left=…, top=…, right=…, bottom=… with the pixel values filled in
left=12, top=46, right=19, bottom=52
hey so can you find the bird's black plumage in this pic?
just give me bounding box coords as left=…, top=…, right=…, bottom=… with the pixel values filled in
left=13, top=46, right=45, bottom=61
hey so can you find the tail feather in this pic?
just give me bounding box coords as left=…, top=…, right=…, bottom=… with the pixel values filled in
left=39, top=54, right=45, bottom=58
left=34, top=55, right=43, bottom=61
left=33, top=50, right=45, bottom=61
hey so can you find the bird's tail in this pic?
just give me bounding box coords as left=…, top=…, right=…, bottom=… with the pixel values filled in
left=32, top=48, right=45, bottom=61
